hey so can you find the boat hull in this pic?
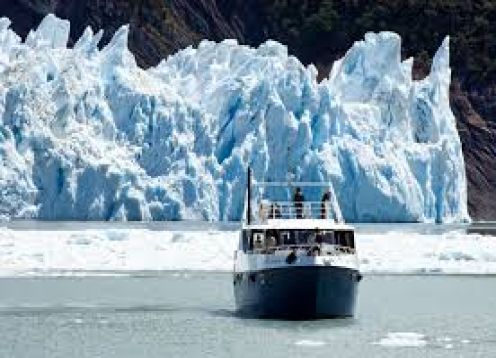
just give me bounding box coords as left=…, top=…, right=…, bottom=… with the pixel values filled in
left=233, top=266, right=360, bottom=319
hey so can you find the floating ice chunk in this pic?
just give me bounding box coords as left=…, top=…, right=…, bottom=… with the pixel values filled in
left=66, top=235, right=93, bottom=246
left=0, top=226, right=495, bottom=275
left=294, top=340, right=327, bottom=347
left=373, top=332, right=427, bottom=348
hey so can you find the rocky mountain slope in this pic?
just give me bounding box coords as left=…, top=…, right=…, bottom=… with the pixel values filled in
left=1, top=0, right=494, bottom=220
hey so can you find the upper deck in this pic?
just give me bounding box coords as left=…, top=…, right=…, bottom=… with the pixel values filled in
left=237, top=169, right=357, bottom=270
left=244, top=167, right=347, bottom=228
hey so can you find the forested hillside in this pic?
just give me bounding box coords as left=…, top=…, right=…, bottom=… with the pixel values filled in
left=1, top=0, right=495, bottom=220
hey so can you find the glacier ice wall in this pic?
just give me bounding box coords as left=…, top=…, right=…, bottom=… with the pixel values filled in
left=0, top=14, right=469, bottom=222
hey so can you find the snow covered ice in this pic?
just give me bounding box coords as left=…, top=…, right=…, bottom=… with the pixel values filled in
left=0, top=14, right=469, bottom=222
left=0, top=224, right=495, bottom=276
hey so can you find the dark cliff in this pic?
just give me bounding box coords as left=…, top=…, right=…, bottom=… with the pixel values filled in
left=1, top=0, right=495, bottom=220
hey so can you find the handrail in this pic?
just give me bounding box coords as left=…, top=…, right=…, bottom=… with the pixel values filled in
left=256, top=200, right=339, bottom=222
left=261, top=201, right=331, bottom=204
left=254, top=182, right=333, bottom=187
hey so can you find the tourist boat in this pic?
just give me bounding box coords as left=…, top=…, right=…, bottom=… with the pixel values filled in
left=233, top=169, right=361, bottom=319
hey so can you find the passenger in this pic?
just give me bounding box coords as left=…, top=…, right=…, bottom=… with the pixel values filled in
left=254, top=235, right=264, bottom=251
left=315, top=230, right=324, bottom=244
left=312, top=246, right=321, bottom=256
left=267, top=229, right=280, bottom=246
left=293, top=187, right=305, bottom=219
left=268, top=204, right=276, bottom=219
left=258, top=202, right=266, bottom=221
left=282, top=231, right=296, bottom=246
left=286, top=248, right=298, bottom=264
left=320, top=188, right=332, bottom=219
left=307, top=245, right=321, bottom=257
left=268, top=203, right=282, bottom=219
left=268, top=235, right=277, bottom=249
left=296, top=231, right=307, bottom=245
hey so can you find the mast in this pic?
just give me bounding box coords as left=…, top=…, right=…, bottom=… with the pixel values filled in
left=246, top=166, right=252, bottom=225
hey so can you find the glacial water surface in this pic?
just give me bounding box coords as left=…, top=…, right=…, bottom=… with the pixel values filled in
left=0, top=222, right=495, bottom=357
left=1, top=273, right=496, bottom=358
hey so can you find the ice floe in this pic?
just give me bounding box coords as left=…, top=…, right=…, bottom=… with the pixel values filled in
left=372, top=332, right=427, bottom=347
left=0, top=225, right=494, bottom=276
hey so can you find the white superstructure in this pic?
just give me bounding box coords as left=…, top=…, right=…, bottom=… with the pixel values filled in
left=235, top=172, right=360, bottom=275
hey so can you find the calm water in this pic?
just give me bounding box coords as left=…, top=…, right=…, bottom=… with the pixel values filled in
left=0, top=273, right=495, bottom=358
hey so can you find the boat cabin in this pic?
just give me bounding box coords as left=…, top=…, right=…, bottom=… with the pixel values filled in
left=240, top=222, right=355, bottom=256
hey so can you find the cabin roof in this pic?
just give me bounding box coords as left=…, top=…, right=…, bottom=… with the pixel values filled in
left=242, top=219, right=354, bottom=231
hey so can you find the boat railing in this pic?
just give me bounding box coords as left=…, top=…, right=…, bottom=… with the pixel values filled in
left=255, top=201, right=340, bottom=222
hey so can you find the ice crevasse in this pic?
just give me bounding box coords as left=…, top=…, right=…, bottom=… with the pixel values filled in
left=0, top=14, right=469, bottom=222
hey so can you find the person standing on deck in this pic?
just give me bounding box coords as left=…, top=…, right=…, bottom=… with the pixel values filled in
left=321, top=188, right=332, bottom=219
left=293, top=187, right=305, bottom=219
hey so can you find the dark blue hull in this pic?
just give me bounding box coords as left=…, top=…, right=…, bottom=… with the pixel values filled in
left=234, top=266, right=360, bottom=319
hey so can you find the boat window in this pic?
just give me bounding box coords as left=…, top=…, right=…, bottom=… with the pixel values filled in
left=333, top=231, right=340, bottom=246
left=336, top=231, right=348, bottom=247
left=332, top=230, right=355, bottom=248
left=266, top=231, right=278, bottom=248
left=321, top=231, right=335, bottom=244
left=286, top=230, right=334, bottom=245
left=345, top=231, right=355, bottom=249
left=266, top=229, right=279, bottom=247
left=294, top=230, right=311, bottom=245
left=281, top=231, right=295, bottom=245
left=242, top=230, right=250, bottom=251
left=253, top=232, right=265, bottom=250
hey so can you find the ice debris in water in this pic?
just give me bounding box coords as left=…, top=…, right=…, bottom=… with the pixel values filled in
left=0, top=14, right=469, bottom=222
left=373, top=332, right=427, bottom=348
left=1, top=227, right=496, bottom=275
left=294, top=340, right=327, bottom=347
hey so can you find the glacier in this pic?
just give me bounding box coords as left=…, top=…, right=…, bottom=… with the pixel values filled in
left=0, top=14, right=469, bottom=222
